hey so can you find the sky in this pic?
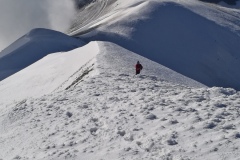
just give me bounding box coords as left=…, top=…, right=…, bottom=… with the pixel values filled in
left=0, top=0, right=76, bottom=51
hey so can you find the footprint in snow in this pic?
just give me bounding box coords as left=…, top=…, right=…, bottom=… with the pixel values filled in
left=204, top=122, right=217, bottom=129
left=90, top=127, right=98, bottom=135
left=66, top=112, right=73, bottom=118
left=118, top=74, right=129, bottom=77
left=117, top=130, right=126, bottom=136
left=167, top=139, right=178, bottom=145
left=235, top=132, right=240, bottom=139
left=145, top=113, right=157, bottom=120
left=222, top=124, right=235, bottom=130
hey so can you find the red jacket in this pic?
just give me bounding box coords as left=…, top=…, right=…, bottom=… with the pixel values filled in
left=136, top=63, right=143, bottom=71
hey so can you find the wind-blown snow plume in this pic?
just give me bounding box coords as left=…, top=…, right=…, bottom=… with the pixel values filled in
left=0, top=0, right=76, bottom=51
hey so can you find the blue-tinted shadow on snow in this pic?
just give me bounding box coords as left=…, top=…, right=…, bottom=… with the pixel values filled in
left=81, top=1, right=240, bottom=90
left=0, top=28, right=86, bottom=81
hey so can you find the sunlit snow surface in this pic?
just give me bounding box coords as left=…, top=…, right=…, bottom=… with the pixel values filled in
left=71, top=0, right=240, bottom=89
left=0, top=41, right=240, bottom=160
left=0, top=28, right=85, bottom=81
left=1, top=0, right=240, bottom=160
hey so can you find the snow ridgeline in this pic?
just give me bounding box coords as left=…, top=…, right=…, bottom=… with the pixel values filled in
left=0, top=40, right=203, bottom=107
left=1, top=42, right=240, bottom=160
left=72, top=0, right=240, bottom=90
left=0, top=28, right=85, bottom=82
left=0, top=41, right=99, bottom=107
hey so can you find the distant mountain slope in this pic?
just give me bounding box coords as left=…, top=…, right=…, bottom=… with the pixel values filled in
left=76, top=0, right=240, bottom=90
left=199, top=0, right=239, bottom=5
left=0, top=28, right=85, bottom=81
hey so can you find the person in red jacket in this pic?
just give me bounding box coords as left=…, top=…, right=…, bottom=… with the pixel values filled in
left=135, top=61, right=143, bottom=75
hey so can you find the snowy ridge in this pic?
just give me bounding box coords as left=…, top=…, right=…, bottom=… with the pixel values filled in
left=1, top=42, right=240, bottom=160
left=0, top=28, right=85, bottom=81
left=0, top=42, right=99, bottom=106
left=0, top=41, right=204, bottom=107
left=1, top=0, right=240, bottom=159
left=97, top=42, right=205, bottom=88
left=76, top=0, right=240, bottom=89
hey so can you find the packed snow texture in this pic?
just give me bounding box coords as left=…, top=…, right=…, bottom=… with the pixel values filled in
left=0, top=42, right=240, bottom=160
left=0, top=28, right=85, bottom=81
left=1, top=0, right=240, bottom=160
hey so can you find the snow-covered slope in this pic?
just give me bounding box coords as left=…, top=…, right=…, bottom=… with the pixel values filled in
left=1, top=0, right=240, bottom=160
left=0, top=41, right=240, bottom=160
left=0, top=41, right=204, bottom=106
left=71, top=0, right=240, bottom=90
left=219, top=1, right=240, bottom=8
left=0, top=28, right=85, bottom=81
left=204, top=0, right=240, bottom=8
left=0, top=42, right=99, bottom=106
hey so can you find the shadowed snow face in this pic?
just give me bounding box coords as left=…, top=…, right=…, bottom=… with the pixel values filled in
left=0, top=0, right=76, bottom=51
left=199, top=0, right=239, bottom=5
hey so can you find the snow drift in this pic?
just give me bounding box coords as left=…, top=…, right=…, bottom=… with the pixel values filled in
left=0, top=28, right=85, bottom=81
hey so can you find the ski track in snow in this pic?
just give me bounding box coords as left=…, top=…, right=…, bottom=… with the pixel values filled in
left=1, top=42, right=240, bottom=160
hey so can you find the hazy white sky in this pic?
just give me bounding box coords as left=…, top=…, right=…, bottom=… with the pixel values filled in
left=0, top=0, right=76, bottom=51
